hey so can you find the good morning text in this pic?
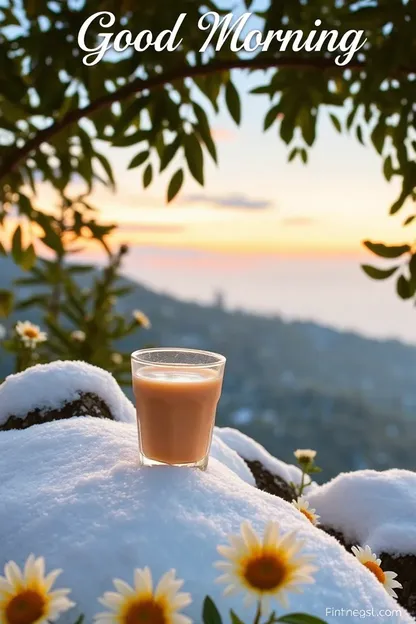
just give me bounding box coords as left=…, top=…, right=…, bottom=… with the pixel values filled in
left=78, top=11, right=367, bottom=67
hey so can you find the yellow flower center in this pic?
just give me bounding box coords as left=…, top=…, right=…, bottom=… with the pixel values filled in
left=244, top=553, right=287, bottom=591
left=123, top=598, right=166, bottom=624
left=23, top=328, right=38, bottom=339
left=5, top=589, right=46, bottom=624
left=364, top=561, right=386, bottom=584
left=300, top=508, right=316, bottom=524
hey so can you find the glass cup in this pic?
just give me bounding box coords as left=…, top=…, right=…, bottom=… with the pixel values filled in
left=131, top=347, right=226, bottom=470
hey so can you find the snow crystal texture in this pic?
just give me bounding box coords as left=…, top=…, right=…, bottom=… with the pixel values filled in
left=0, top=418, right=410, bottom=624
left=308, top=469, right=416, bottom=556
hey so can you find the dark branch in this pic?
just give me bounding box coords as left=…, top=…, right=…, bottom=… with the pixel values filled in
left=0, top=54, right=400, bottom=182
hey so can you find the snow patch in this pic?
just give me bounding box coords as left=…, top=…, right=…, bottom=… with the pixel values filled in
left=0, top=418, right=409, bottom=623
left=215, top=426, right=315, bottom=490
left=308, top=469, right=416, bottom=556
left=0, top=360, right=135, bottom=425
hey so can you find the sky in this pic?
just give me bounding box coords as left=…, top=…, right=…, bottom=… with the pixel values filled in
left=35, top=70, right=410, bottom=259
left=31, top=4, right=413, bottom=260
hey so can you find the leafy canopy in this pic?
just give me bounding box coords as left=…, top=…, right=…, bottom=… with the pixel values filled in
left=0, top=0, right=415, bottom=304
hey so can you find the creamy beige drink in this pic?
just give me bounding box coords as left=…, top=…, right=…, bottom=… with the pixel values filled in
left=133, top=366, right=223, bottom=465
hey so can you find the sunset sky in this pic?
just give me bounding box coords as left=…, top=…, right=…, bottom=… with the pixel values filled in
left=34, top=68, right=410, bottom=258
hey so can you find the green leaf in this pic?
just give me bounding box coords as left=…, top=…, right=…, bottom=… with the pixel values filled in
left=128, top=150, right=150, bottom=170
left=390, top=190, right=408, bottom=215
left=16, top=294, right=49, bottom=310
left=194, top=103, right=217, bottom=164
left=0, top=290, right=14, bottom=317
left=396, top=275, right=414, bottom=300
left=356, top=125, right=364, bottom=145
left=73, top=616, right=85, bottom=624
left=264, top=105, right=280, bottom=131
left=371, top=121, right=385, bottom=155
left=329, top=113, right=342, bottom=133
left=383, top=156, right=394, bottom=182
left=230, top=610, right=244, bottom=624
left=184, top=134, right=204, bottom=186
left=404, top=215, right=415, bottom=226
left=20, top=244, right=37, bottom=271
left=18, top=193, right=33, bottom=217
left=288, top=148, right=298, bottom=162
left=225, top=81, right=241, bottom=126
left=160, top=137, right=181, bottom=172
left=143, top=163, right=153, bottom=189
left=363, top=241, right=410, bottom=259
left=409, top=254, right=416, bottom=281
left=11, top=225, right=23, bottom=264
left=277, top=614, right=328, bottom=624
left=300, top=148, right=308, bottom=164
left=202, top=596, right=223, bottom=624
left=361, top=264, right=398, bottom=280
left=167, top=169, right=184, bottom=203
left=95, top=152, right=115, bottom=189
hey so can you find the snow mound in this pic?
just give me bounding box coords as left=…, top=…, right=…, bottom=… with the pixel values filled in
left=308, top=469, right=416, bottom=556
left=215, top=426, right=315, bottom=491
left=0, top=418, right=410, bottom=624
left=0, top=360, right=135, bottom=425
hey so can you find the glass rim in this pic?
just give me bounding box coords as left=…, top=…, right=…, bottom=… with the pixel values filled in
left=131, top=347, right=226, bottom=368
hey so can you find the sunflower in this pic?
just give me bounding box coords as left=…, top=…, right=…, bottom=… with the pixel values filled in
left=0, top=554, right=74, bottom=624
left=94, top=567, right=192, bottom=624
left=215, top=521, right=317, bottom=614
left=291, top=497, right=320, bottom=526
left=132, top=310, right=151, bottom=329
left=15, top=322, right=47, bottom=349
left=351, top=545, right=402, bottom=598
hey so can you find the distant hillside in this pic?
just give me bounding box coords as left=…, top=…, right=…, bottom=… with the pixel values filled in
left=1, top=257, right=416, bottom=478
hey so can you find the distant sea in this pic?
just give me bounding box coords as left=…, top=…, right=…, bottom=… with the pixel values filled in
left=119, top=247, right=416, bottom=346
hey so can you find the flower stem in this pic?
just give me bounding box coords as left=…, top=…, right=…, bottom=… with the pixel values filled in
left=299, top=468, right=306, bottom=496
left=253, top=601, right=262, bottom=624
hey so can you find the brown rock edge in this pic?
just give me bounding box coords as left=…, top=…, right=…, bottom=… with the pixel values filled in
left=0, top=392, right=114, bottom=431
left=243, top=457, right=416, bottom=619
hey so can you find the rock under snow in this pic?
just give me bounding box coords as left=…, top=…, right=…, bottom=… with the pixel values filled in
left=0, top=362, right=412, bottom=623
left=215, top=426, right=315, bottom=492
left=308, top=469, right=416, bottom=556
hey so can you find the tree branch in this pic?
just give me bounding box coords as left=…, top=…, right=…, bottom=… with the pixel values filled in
left=0, top=54, right=404, bottom=183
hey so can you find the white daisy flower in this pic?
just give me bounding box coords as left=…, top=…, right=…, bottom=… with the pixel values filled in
left=215, top=520, right=317, bottom=614
left=291, top=497, right=320, bottom=526
left=15, top=321, right=47, bottom=349
left=111, top=353, right=123, bottom=365
left=132, top=310, right=151, bottom=329
left=352, top=545, right=402, bottom=598
left=94, top=567, right=192, bottom=624
left=70, top=330, right=86, bottom=342
left=294, top=449, right=317, bottom=463
left=0, top=554, right=74, bottom=624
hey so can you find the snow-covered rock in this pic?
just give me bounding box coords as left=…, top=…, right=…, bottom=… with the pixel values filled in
left=0, top=362, right=412, bottom=623
left=0, top=360, right=135, bottom=426
left=215, top=426, right=316, bottom=491
left=308, top=469, right=416, bottom=556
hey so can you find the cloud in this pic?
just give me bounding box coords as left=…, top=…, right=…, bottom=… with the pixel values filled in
left=281, top=217, right=318, bottom=226
left=117, top=224, right=185, bottom=234
left=183, top=193, right=273, bottom=210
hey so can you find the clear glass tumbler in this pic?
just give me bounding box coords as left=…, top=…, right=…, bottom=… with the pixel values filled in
left=131, top=347, right=226, bottom=470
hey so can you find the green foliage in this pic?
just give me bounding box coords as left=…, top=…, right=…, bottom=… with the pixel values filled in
left=0, top=0, right=415, bottom=374
left=202, top=596, right=328, bottom=624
